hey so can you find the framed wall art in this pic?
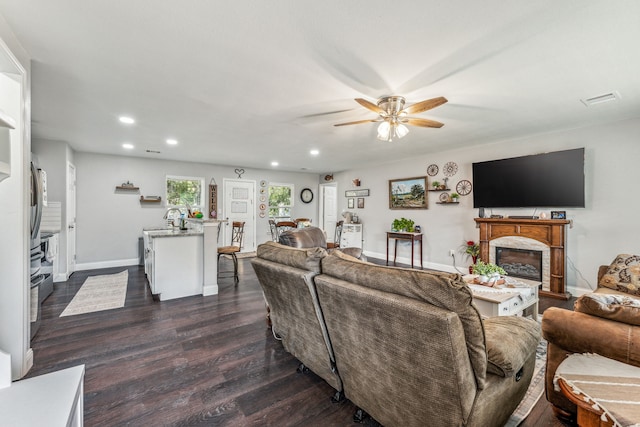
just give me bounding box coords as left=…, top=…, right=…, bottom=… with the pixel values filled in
left=357, top=198, right=365, bottom=208
left=345, top=189, right=370, bottom=197
left=389, top=176, right=428, bottom=210
left=348, top=198, right=355, bottom=209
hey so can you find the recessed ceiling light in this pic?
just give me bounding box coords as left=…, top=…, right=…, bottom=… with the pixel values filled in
left=166, top=139, right=178, bottom=145
left=310, top=149, right=319, bottom=156
left=122, top=143, right=134, bottom=149
left=119, top=116, right=135, bottom=124
left=271, top=161, right=279, bottom=167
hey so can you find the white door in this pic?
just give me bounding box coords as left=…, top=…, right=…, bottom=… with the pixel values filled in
left=222, top=179, right=256, bottom=252
left=320, top=183, right=338, bottom=243
left=67, top=162, right=76, bottom=276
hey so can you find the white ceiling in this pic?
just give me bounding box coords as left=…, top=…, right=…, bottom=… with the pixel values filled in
left=1, top=1, right=640, bottom=173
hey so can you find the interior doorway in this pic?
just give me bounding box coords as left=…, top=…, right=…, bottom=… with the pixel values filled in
left=319, top=183, right=338, bottom=244
left=66, top=162, right=76, bottom=276
left=222, top=179, right=256, bottom=252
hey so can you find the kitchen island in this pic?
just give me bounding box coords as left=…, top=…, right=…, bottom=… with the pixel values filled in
left=143, top=220, right=222, bottom=301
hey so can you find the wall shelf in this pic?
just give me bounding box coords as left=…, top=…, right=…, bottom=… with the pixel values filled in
left=436, top=201, right=459, bottom=205
left=428, top=188, right=450, bottom=192
left=116, top=185, right=139, bottom=191
left=140, top=196, right=161, bottom=203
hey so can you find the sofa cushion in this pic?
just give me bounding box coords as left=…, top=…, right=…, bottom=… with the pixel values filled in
left=256, top=241, right=326, bottom=273
left=575, top=293, right=640, bottom=326
left=321, top=252, right=488, bottom=389
left=599, top=254, right=640, bottom=296
left=483, top=316, right=541, bottom=377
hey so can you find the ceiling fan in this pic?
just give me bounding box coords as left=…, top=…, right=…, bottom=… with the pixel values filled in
left=334, top=96, right=447, bottom=141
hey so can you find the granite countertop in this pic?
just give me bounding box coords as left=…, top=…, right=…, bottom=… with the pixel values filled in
left=143, top=227, right=203, bottom=238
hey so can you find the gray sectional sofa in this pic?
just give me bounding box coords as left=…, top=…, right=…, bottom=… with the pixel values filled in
left=251, top=235, right=540, bottom=427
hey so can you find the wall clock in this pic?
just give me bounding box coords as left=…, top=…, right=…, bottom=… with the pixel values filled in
left=456, top=179, right=472, bottom=196
left=300, top=188, right=313, bottom=203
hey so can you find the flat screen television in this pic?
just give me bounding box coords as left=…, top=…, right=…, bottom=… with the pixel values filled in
left=472, top=148, right=585, bottom=208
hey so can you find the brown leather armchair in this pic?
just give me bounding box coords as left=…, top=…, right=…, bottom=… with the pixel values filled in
left=542, top=264, right=640, bottom=418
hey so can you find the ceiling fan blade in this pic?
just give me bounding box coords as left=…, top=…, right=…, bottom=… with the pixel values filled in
left=402, top=96, right=448, bottom=115
left=404, top=117, right=445, bottom=128
left=334, top=119, right=381, bottom=127
left=354, top=98, right=386, bottom=114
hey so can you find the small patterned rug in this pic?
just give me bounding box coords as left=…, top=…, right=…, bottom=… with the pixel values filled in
left=60, top=270, right=128, bottom=317
left=505, top=337, right=547, bottom=426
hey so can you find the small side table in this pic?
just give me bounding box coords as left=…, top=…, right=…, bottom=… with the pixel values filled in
left=386, top=231, right=423, bottom=269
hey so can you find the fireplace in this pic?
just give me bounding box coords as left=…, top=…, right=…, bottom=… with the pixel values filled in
left=495, top=247, right=543, bottom=281
left=475, top=217, right=571, bottom=299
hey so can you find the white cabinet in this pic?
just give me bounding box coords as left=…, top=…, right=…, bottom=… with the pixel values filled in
left=341, top=223, right=363, bottom=249
left=0, top=107, right=15, bottom=183
left=0, top=365, right=84, bottom=426
left=143, top=232, right=203, bottom=301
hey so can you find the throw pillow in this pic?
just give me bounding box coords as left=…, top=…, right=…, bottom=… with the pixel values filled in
left=574, top=293, right=640, bottom=326
left=599, top=254, right=640, bottom=296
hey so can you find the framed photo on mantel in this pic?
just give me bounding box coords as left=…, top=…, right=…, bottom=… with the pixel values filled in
left=389, top=176, right=428, bottom=210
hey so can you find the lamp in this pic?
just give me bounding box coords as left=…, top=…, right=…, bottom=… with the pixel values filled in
left=377, top=121, right=409, bottom=141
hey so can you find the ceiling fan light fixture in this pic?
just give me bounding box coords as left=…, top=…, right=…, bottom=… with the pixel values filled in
left=377, top=121, right=391, bottom=141
left=395, top=124, right=409, bottom=138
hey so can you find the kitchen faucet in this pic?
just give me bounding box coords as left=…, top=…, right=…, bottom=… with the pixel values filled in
left=163, top=207, right=184, bottom=227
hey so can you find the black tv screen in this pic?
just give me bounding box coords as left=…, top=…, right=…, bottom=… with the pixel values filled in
left=472, top=148, right=585, bottom=208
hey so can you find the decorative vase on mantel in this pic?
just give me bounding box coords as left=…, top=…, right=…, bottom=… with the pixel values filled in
left=468, top=256, right=478, bottom=274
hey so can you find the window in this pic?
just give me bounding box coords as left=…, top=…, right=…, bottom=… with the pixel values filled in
left=166, top=175, right=205, bottom=211
left=268, top=183, right=294, bottom=219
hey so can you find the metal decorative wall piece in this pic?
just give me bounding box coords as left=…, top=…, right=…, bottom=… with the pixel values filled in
left=443, top=161, right=458, bottom=177
left=427, top=164, right=439, bottom=176
left=234, top=168, right=245, bottom=178
left=456, top=179, right=472, bottom=196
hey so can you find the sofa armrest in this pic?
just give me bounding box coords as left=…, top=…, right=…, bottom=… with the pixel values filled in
left=542, top=307, right=640, bottom=366
left=339, top=247, right=366, bottom=261
left=483, top=316, right=540, bottom=377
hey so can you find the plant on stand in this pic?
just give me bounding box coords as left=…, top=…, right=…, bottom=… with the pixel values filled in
left=462, top=240, right=480, bottom=273
left=472, top=260, right=507, bottom=284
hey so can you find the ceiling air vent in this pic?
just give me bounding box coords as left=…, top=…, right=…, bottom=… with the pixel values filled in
left=146, top=149, right=161, bottom=154
left=581, top=91, right=620, bottom=107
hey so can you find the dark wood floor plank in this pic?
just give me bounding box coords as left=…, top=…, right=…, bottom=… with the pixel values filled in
left=27, top=257, right=576, bottom=426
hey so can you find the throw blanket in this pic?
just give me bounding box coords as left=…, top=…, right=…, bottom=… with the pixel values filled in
left=554, top=353, right=640, bottom=427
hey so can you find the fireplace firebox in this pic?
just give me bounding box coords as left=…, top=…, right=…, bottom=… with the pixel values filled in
left=495, top=247, right=543, bottom=281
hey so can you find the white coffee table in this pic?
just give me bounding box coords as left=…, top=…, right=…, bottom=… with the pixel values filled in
left=463, top=275, right=540, bottom=320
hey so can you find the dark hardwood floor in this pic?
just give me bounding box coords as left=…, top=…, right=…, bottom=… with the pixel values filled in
left=29, top=257, right=576, bottom=426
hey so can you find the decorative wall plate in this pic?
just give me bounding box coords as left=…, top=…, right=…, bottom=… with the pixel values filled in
left=259, top=195, right=266, bottom=202
left=456, top=179, right=472, bottom=196
left=259, top=212, right=266, bottom=218
left=443, top=161, right=458, bottom=177
left=260, top=180, right=267, bottom=188
left=439, top=192, right=450, bottom=202
left=259, top=203, right=266, bottom=210
left=427, top=164, right=439, bottom=176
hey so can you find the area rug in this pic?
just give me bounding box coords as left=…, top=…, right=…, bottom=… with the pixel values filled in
left=60, top=270, right=128, bottom=317
left=505, top=337, right=547, bottom=426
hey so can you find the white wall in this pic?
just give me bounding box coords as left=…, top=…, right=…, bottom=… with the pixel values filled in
left=73, top=152, right=320, bottom=268
left=332, top=117, right=640, bottom=296
left=0, top=16, right=31, bottom=379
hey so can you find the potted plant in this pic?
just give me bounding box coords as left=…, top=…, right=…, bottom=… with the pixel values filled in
left=450, top=192, right=460, bottom=202
left=392, top=217, right=415, bottom=232
left=472, top=260, right=507, bottom=284
left=431, top=180, right=440, bottom=189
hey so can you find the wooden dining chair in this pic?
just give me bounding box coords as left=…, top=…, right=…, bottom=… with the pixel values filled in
left=217, top=221, right=245, bottom=282
left=327, top=220, right=344, bottom=249
left=275, top=221, right=297, bottom=240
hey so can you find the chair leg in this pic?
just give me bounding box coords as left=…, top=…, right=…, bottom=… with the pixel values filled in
left=232, top=253, right=239, bottom=283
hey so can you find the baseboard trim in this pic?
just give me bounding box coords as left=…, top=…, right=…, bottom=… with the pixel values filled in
left=75, top=258, right=140, bottom=271
left=364, top=251, right=462, bottom=274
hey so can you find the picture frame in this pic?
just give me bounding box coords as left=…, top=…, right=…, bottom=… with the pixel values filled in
left=345, top=189, right=370, bottom=197
left=357, top=198, right=364, bottom=209
left=551, top=210, right=566, bottom=219
left=348, top=198, right=355, bottom=209
left=389, top=176, right=428, bottom=210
